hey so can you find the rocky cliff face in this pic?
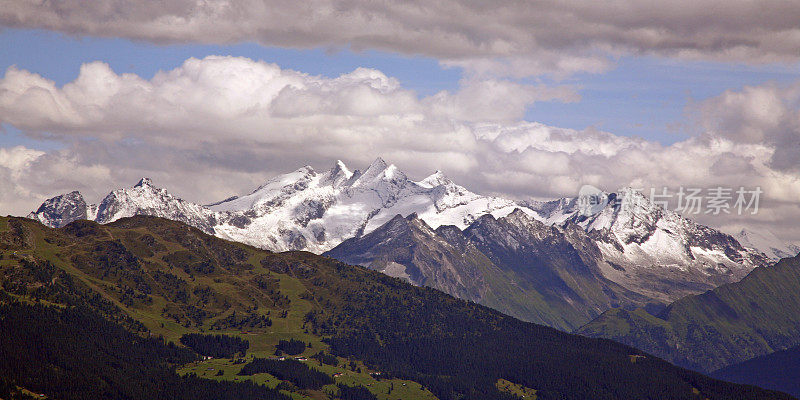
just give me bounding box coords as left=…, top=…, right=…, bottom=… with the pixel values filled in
left=29, top=191, right=91, bottom=228
left=328, top=210, right=654, bottom=331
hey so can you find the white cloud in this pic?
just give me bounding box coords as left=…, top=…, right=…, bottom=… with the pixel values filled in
left=0, top=146, right=112, bottom=215
left=0, top=145, right=43, bottom=173
left=0, top=56, right=799, bottom=241
left=694, top=81, right=800, bottom=172
left=425, top=79, right=580, bottom=122
left=3, top=1, right=800, bottom=77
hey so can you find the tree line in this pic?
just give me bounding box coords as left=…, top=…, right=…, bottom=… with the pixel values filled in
left=179, top=333, right=249, bottom=358
left=0, top=301, right=290, bottom=400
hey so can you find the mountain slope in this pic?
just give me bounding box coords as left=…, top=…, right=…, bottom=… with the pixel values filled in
left=0, top=215, right=790, bottom=400
left=324, top=213, right=491, bottom=301
left=327, top=211, right=652, bottom=331
left=577, top=252, right=800, bottom=372
left=27, top=160, right=770, bottom=333
left=529, top=189, right=768, bottom=302
left=0, top=300, right=289, bottom=400
left=712, top=343, right=800, bottom=398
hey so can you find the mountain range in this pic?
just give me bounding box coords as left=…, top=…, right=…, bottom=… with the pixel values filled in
left=326, top=211, right=652, bottom=330
left=734, top=228, right=800, bottom=260
left=27, top=159, right=781, bottom=329
left=30, top=159, right=529, bottom=253
left=0, top=215, right=792, bottom=400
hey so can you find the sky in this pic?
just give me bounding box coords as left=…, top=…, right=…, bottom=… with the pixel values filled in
left=1, top=0, right=799, bottom=242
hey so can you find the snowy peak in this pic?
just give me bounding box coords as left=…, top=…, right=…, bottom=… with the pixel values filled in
left=418, top=170, right=452, bottom=188
left=534, top=188, right=665, bottom=236
left=210, top=166, right=318, bottom=212
left=27, top=190, right=88, bottom=228
left=92, top=178, right=215, bottom=231
left=350, top=157, right=408, bottom=189
left=349, top=157, right=400, bottom=188
left=135, top=177, right=154, bottom=188
left=325, top=160, right=353, bottom=186
left=252, top=165, right=316, bottom=195
left=43, top=190, right=85, bottom=209
left=525, top=187, right=770, bottom=302
left=734, top=228, right=800, bottom=260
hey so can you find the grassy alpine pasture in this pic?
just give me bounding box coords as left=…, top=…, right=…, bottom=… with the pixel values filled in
left=0, top=216, right=433, bottom=400
left=0, top=215, right=794, bottom=400
left=178, top=355, right=438, bottom=400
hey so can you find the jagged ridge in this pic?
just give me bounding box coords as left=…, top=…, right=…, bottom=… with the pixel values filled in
left=28, top=158, right=770, bottom=312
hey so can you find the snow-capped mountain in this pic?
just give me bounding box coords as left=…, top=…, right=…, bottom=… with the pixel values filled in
left=29, top=191, right=94, bottom=228
left=29, top=158, right=770, bottom=306
left=29, top=178, right=218, bottom=234
left=29, top=159, right=523, bottom=253
left=524, top=189, right=769, bottom=302
left=733, top=228, right=800, bottom=260
left=205, top=158, right=528, bottom=252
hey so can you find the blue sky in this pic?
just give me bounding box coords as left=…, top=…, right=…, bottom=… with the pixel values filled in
left=2, top=28, right=798, bottom=149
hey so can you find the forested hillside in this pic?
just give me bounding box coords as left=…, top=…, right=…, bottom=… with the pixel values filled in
left=578, top=253, right=800, bottom=372
left=0, top=216, right=792, bottom=400
left=713, top=343, right=800, bottom=398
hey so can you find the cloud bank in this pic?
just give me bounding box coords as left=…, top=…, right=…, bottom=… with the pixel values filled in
left=695, top=81, right=800, bottom=172
left=3, top=0, right=800, bottom=76
left=0, top=56, right=798, bottom=240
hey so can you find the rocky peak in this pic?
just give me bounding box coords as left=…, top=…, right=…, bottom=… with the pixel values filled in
left=419, top=170, right=452, bottom=188
left=134, top=177, right=154, bottom=188
left=464, top=213, right=506, bottom=243
left=27, top=190, right=88, bottom=228
left=379, top=213, right=431, bottom=234
left=504, top=208, right=536, bottom=222
left=326, top=159, right=353, bottom=186
left=349, top=158, right=390, bottom=187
